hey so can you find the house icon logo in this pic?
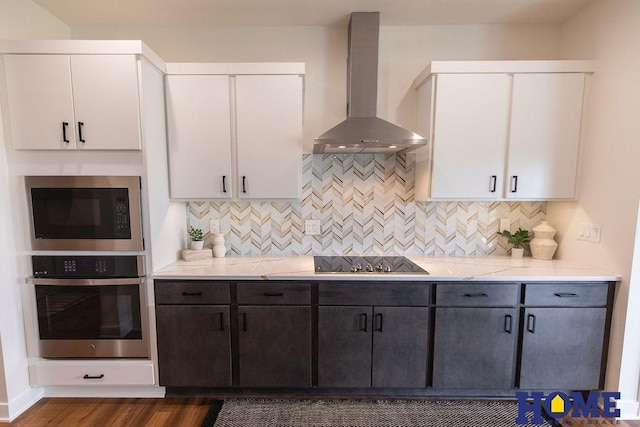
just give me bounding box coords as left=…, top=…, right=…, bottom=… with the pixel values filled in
left=515, top=391, right=621, bottom=425
left=549, top=394, right=566, bottom=415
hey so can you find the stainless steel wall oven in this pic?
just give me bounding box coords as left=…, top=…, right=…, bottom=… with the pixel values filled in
left=29, top=255, right=149, bottom=358
left=25, top=176, right=143, bottom=251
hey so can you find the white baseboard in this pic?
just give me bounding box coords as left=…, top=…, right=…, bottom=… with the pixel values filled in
left=617, top=399, right=640, bottom=420
left=42, top=385, right=166, bottom=398
left=0, top=386, right=44, bottom=422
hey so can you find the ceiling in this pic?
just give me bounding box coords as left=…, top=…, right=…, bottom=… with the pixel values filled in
left=33, top=0, right=594, bottom=28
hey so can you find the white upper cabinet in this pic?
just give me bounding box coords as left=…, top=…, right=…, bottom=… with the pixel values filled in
left=165, top=63, right=304, bottom=200
left=3, top=54, right=141, bottom=150
left=166, top=75, right=233, bottom=199
left=414, top=61, right=592, bottom=201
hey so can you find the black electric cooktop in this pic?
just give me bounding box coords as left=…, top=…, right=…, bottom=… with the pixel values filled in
left=313, top=256, right=428, bottom=274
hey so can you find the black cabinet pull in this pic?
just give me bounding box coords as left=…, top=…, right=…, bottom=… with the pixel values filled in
left=83, top=374, right=104, bottom=380
left=490, top=175, right=497, bottom=193
left=554, top=292, right=578, bottom=298
left=241, top=313, right=247, bottom=332
left=359, top=313, right=368, bottom=332
left=263, top=292, right=284, bottom=297
left=242, top=176, right=247, bottom=193
left=222, top=176, right=227, bottom=193
left=463, top=293, right=489, bottom=298
left=78, top=121, right=85, bottom=143
left=375, top=313, right=383, bottom=332
left=504, top=314, right=513, bottom=334
left=219, top=312, right=225, bottom=331
left=62, top=122, right=69, bottom=143
left=527, top=314, right=536, bottom=333
left=511, top=175, right=518, bottom=193
left=182, top=291, right=203, bottom=297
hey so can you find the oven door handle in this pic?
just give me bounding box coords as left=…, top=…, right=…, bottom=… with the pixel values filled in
left=27, top=278, right=144, bottom=286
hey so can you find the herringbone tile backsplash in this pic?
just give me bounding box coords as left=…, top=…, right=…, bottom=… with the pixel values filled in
left=187, top=154, right=546, bottom=256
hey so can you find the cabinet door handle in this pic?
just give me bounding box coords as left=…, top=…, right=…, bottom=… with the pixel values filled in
left=554, top=292, right=578, bottom=298
left=62, top=122, right=69, bottom=143
left=219, top=312, right=225, bottom=331
left=78, top=122, right=85, bottom=143
left=511, top=175, right=518, bottom=193
left=504, top=314, right=513, bottom=334
left=222, top=176, right=227, bottom=193
left=83, top=374, right=104, bottom=380
left=242, top=176, right=247, bottom=193
left=241, top=313, right=247, bottom=332
left=527, top=314, right=536, bottom=333
left=375, top=313, right=383, bottom=332
left=263, top=292, right=284, bottom=297
left=490, top=175, right=497, bottom=193
left=463, top=293, right=489, bottom=298
left=359, top=313, right=368, bottom=332
left=182, top=291, right=203, bottom=297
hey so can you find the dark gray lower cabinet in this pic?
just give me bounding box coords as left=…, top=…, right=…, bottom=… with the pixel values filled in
left=520, top=307, right=607, bottom=390
left=156, top=305, right=231, bottom=387
left=433, top=307, right=518, bottom=389
left=238, top=305, right=311, bottom=387
left=318, top=306, right=429, bottom=388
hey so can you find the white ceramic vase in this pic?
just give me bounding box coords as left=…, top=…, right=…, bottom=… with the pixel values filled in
left=189, top=240, right=204, bottom=251
left=213, top=233, right=226, bottom=258
left=530, top=221, right=558, bottom=260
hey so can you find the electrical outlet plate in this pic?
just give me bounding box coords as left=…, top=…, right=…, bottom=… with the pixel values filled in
left=578, top=223, right=602, bottom=243
left=209, top=219, right=220, bottom=234
left=500, top=218, right=510, bottom=232
left=305, top=220, right=321, bottom=236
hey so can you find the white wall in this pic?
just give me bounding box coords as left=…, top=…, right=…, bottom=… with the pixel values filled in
left=0, top=0, right=69, bottom=420
left=73, top=24, right=561, bottom=153
left=549, top=0, right=640, bottom=417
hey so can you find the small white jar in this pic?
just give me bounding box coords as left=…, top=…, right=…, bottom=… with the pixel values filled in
left=213, top=233, right=226, bottom=258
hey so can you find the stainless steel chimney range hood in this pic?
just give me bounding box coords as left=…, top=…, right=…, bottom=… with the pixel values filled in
left=314, top=12, right=427, bottom=154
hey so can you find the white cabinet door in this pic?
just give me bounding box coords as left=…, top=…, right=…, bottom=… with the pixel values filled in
left=3, top=55, right=76, bottom=149
left=71, top=55, right=141, bottom=150
left=235, top=75, right=303, bottom=199
left=166, top=75, right=232, bottom=199
left=506, top=73, right=585, bottom=199
left=430, top=74, right=511, bottom=199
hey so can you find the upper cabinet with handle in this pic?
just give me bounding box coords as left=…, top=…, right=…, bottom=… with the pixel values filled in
left=3, top=54, right=141, bottom=150
left=165, top=63, right=304, bottom=200
left=413, top=61, right=594, bottom=201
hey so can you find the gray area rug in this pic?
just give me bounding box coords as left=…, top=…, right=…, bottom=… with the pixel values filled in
left=210, top=399, right=552, bottom=426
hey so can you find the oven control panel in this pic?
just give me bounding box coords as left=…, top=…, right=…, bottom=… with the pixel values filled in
left=32, top=255, right=143, bottom=278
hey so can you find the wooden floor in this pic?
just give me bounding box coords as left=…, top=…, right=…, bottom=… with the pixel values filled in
left=2, top=397, right=640, bottom=426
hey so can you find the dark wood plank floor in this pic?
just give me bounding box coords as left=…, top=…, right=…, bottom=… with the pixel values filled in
left=2, top=397, right=640, bottom=426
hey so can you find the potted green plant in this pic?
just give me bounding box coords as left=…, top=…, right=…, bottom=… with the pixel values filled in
left=188, top=226, right=204, bottom=250
left=497, top=227, right=532, bottom=258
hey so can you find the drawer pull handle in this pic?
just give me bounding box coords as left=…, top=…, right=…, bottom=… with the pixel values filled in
left=375, top=313, right=383, bottom=333
left=263, top=292, right=284, bottom=297
left=241, top=313, right=247, bottom=332
left=83, top=374, right=104, bottom=380
left=359, top=313, right=368, bottom=332
left=463, top=293, right=489, bottom=298
left=504, top=314, right=513, bottom=334
left=554, top=292, right=578, bottom=298
left=527, top=314, right=536, bottom=333
left=182, top=291, right=203, bottom=297
left=219, top=312, right=225, bottom=332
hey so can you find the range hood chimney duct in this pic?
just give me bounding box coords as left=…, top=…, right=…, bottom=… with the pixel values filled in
left=314, top=12, right=427, bottom=154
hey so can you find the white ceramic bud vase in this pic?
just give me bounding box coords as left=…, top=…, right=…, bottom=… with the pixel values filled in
left=530, top=221, right=558, bottom=260
left=213, top=233, right=226, bottom=258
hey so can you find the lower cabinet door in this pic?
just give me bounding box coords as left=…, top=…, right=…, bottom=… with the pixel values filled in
left=433, top=307, right=518, bottom=389
left=318, top=306, right=373, bottom=387
left=238, top=305, right=311, bottom=387
left=520, top=307, right=606, bottom=390
left=156, top=305, right=231, bottom=387
left=372, top=307, right=429, bottom=388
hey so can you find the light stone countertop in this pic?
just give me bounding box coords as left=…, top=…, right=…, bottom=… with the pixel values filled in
left=151, top=256, right=620, bottom=282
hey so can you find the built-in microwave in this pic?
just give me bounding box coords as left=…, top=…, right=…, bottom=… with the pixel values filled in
left=26, top=176, right=144, bottom=251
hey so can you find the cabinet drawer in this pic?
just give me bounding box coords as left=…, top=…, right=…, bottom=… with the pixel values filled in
left=436, top=283, right=518, bottom=306
left=32, top=361, right=155, bottom=386
left=524, top=283, right=609, bottom=306
left=155, top=281, right=230, bottom=305
left=318, top=283, right=431, bottom=306
left=237, top=282, right=310, bottom=305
